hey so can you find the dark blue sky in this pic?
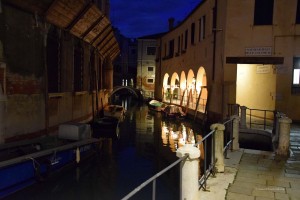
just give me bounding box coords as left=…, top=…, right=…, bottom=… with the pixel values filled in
left=110, top=0, right=201, bottom=38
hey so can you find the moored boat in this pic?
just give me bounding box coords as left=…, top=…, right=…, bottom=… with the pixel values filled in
left=0, top=123, right=100, bottom=199
left=103, top=105, right=126, bottom=122
left=161, top=105, right=186, bottom=119
left=90, top=116, right=120, bottom=140
left=148, top=100, right=166, bottom=112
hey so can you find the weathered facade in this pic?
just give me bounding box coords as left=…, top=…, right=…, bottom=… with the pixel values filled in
left=156, top=0, right=300, bottom=123
left=0, top=0, right=119, bottom=143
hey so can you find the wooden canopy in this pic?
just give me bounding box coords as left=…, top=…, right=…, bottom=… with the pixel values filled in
left=4, top=0, right=120, bottom=61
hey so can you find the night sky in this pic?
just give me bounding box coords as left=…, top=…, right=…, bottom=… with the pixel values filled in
left=110, top=0, right=202, bottom=38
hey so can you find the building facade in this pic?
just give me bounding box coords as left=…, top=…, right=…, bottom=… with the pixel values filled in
left=0, top=0, right=119, bottom=143
left=137, top=33, right=164, bottom=99
left=113, top=29, right=137, bottom=87
left=156, top=0, right=300, bottom=123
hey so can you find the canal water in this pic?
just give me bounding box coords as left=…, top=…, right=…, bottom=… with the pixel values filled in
left=4, top=100, right=204, bottom=200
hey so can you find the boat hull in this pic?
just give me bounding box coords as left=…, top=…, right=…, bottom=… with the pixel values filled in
left=90, top=117, right=120, bottom=140
left=0, top=138, right=99, bottom=199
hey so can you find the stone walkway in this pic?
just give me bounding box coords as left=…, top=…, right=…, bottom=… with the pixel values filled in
left=198, top=123, right=300, bottom=200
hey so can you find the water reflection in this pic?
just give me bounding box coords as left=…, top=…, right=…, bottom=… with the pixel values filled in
left=161, top=121, right=196, bottom=152
left=4, top=98, right=203, bottom=200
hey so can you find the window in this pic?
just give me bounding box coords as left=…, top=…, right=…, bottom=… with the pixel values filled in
left=148, top=66, right=154, bottom=72
left=47, top=27, right=61, bottom=93
left=177, top=35, right=180, bottom=53
left=293, top=57, right=300, bottom=94
left=74, top=40, right=84, bottom=92
left=199, top=15, right=206, bottom=41
left=147, top=78, right=154, bottom=84
left=296, top=0, right=300, bottom=24
left=191, top=23, right=195, bottom=44
left=293, top=57, right=300, bottom=85
left=169, top=39, right=174, bottom=57
left=90, top=49, right=96, bottom=91
left=254, top=0, right=274, bottom=25
left=181, top=34, right=184, bottom=51
left=147, top=46, right=156, bottom=55
left=184, top=29, right=188, bottom=49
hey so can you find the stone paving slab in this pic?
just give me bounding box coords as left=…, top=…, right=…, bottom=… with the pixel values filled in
left=226, top=149, right=300, bottom=200
left=196, top=123, right=300, bottom=200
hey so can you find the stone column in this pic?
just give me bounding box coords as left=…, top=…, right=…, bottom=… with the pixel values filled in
left=240, top=106, right=247, bottom=129
left=210, top=123, right=225, bottom=172
left=277, top=117, right=292, bottom=156
left=231, top=115, right=240, bottom=150
left=176, top=144, right=200, bottom=200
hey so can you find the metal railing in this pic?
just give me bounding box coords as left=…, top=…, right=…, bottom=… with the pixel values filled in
left=121, top=154, right=188, bottom=200
left=121, top=116, right=235, bottom=199
left=227, top=104, right=275, bottom=131
left=163, top=92, right=207, bottom=113
left=197, top=118, right=234, bottom=190
left=246, top=108, right=275, bottom=130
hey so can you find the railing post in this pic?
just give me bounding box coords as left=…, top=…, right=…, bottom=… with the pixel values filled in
left=240, top=106, right=247, bottom=129
left=233, top=104, right=240, bottom=116
left=176, top=144, right=200, bottom=200
left=210, top=123, right=225, bottom=172
left=231, top=115, right=240, bottom=150
left=277, top=117, right=292, bottom=156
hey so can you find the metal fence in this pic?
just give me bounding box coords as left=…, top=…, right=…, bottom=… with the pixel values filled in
left=121, top=117, right=235, bottom=199
left=197, top=118, right=234, bottom=190
left=227, top=104, right=275, bottom=131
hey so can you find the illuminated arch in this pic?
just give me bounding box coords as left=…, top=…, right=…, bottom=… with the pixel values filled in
left=196, top=67, right=207, bottom=92
left=180, top=71, right=187, bottom=90
left=195, top=66, right=208, bottom=113
left=170, top=72, right=180, bottom=92
left=162, top=73, right=170, bottom=102
left=163, top=73, right=170, bottom=88
left=186, top=69, right=196, bottom=91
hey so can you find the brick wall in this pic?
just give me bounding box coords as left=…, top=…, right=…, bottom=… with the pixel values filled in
left=6, top=72, right=42, bottom=95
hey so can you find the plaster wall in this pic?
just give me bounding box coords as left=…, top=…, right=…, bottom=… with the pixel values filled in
left=236, top=64, right=276, bottom=111
left=225, top=0, right=300, bottom=121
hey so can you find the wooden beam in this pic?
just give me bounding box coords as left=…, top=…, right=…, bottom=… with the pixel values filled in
left=66, top=2, right=93, bottom=31
left=81, top=14, right=105, bottom=39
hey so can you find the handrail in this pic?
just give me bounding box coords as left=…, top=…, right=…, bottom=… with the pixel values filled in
left=227, top=104, right=276, bottom=131
left=122, top=116, right=235, bottom=199
left=246, top=107, right=275, bottom=130
left=195, top=118, right=234, bottom=190
left=121, top=154, right=189, bottom=200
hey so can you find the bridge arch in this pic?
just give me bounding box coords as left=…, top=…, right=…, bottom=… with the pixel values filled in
left=110, top=86, right=143, bottom=101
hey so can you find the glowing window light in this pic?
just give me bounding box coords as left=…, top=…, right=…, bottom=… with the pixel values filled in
left=293, top=69, right=300, bottom=84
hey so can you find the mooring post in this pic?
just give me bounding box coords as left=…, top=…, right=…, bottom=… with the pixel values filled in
left=231, top=115, right=240, bottom=150
left=277, top=117, right=292, bottom=156
left=210, top=123, right=225, bottom=172
left=176, top=144, right=200, bottom=200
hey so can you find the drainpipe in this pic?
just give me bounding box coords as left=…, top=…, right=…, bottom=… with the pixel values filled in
left=212, top=0, right=218, bottom=81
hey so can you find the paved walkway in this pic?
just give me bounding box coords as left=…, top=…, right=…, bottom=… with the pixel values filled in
left=198, top=123, right=300, bottom=200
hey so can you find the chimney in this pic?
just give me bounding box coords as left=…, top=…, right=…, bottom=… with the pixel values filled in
left=168, top=17, right=175, bottom=30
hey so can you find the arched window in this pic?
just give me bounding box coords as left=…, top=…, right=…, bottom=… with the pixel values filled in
left=73, top=39, right=83, bottom=92
left=46, top=26, right=60, bottom=93
left=89, top=48, right=96, bottom=91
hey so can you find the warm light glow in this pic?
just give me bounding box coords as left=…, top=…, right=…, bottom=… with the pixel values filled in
left=294, top=69, right=300, bottom=84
